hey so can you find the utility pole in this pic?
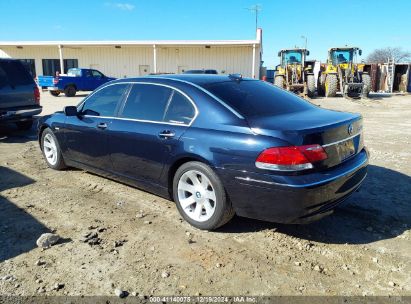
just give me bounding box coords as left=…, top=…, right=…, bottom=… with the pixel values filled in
left=246, top=4, right=262, bottom=32
left=301, top=35, right=307, bottom=50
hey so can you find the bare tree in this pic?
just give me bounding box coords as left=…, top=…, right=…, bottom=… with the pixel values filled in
left=366, top=47, right=411, bottom=63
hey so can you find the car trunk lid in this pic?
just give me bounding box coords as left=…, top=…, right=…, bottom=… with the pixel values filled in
left=247, top=108, right=364, bottom=169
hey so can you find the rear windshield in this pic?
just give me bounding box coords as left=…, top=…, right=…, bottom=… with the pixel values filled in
left=202, top=80, right=314, bottom=118
left=67, top=68, right=81, bottom=77
left=0, top=60, right=33, bottom=86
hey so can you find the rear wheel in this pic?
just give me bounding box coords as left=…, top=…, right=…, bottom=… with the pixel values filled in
left=306, top=74, right=315, bottom=98
left=274, top=76, right=285, bottom=89
left=50, top=91, right=60, bottom=97
left=362, top=74, right=371, bottom=97
left=325, top=74, right=338, bottom=97
left=173, top=161, right=235, bottom=230
left=64, top=85, right=76, bottom=97
left=41, top=128, right=67, bottom=170
left=15, top=120, right=33, bottom=130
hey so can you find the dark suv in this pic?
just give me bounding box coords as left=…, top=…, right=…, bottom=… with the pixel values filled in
left=0, top=58, right=41, bottom=130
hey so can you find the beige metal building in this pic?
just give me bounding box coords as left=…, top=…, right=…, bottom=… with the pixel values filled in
left=0, top=29, right=262, bottom=79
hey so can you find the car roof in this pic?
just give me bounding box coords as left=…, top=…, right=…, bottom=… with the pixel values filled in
left=0, top=58, right=20, bottom=62
left=114, top=74, right=255, bottom=86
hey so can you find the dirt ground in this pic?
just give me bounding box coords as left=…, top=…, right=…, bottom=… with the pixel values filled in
left=0, top=91, right=410, bottom=298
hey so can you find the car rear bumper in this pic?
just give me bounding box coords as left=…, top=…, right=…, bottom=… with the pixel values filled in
left=0, top=106, right=42, bottom=122
left=217, top=148, right=369, bottom=224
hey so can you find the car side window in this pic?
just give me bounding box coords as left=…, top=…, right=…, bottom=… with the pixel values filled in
left=163, top=91, right=195, bottom=125
left=120, top=84, right=172, bottom=121
left=80, top=84, right=128, bottom=117
left=92, top=70, right=103, bottom=78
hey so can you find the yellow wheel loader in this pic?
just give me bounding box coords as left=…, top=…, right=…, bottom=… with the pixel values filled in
left=317, top=47, right=371, bottom=98
left=274, top=49, right=315, bottom=98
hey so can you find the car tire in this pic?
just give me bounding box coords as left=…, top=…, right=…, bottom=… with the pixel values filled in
left=173, top=161, right=235, bottom=230
left=64, top=86, right=76, bottom=97
left=41, top=128, right=67, bottom=170
left=15, top=120, right=33, bottom=131
left=50, top=91, right=60, bottom=97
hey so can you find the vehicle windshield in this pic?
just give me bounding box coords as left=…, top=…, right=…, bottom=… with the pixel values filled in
left=202, top=80, right=314, bottom=118
left=331, top=49, right=354, bottom=65
left=67, top=68, right=81, bottom=77
left=282, top=51, right=302, bottom=66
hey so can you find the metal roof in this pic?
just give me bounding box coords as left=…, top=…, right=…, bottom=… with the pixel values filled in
left=278, top=48, right=309, bottom=52
left=0, top=39, right=260, bottom=47
left=328, top=47, right=361, bottom=51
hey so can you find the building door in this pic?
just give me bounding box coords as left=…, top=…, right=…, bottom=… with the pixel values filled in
left=139, top=65, right=150, bottom=76
left=178, top=66, right=188, bottom=74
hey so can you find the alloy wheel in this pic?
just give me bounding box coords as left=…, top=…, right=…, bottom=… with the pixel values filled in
left=177, top=170, right=217, bottom=222
left=43, top=133, right=58, bottom=166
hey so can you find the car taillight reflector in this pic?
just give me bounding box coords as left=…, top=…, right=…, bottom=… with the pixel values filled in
left=34, top=86, right=40, bottom=105
left=53, top=77, right=59, bottom=84
left=256, top=145, right=327, bottom=171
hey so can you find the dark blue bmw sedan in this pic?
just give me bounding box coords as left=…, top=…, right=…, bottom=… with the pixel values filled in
left=38, top=74, right=368, bottom=230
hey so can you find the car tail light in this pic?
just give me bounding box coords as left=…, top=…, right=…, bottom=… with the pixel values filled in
left=256, top=144, right=327, bottom=171
left=53, top=77, right=59, bottom=84
left=34, top=86, right=40, bottom=105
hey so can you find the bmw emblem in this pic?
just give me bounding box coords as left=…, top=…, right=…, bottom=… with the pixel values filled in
left=348, top=124, right=354, bottom=135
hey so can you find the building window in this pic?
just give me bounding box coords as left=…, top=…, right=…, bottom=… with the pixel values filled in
left=42, top=59, right=78, bottom=76
left=19, top=59, right=36, bottom=78
left=65, top=59, right=78, bottom=71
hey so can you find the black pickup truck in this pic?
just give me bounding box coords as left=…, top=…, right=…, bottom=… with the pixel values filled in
left=0, top=58, right=42, bottom=130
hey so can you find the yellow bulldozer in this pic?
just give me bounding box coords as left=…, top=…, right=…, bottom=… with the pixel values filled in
left=317, top=47, right=371, bottom=98
left=274, top=48, right=315, bottom=98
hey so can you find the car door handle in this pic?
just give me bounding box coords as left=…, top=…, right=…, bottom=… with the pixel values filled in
left=158, top=130, right=175, bottom=139
left=97, top=122, right=108, bottom=130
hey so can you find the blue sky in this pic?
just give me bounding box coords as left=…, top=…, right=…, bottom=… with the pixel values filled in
left=0, top=0, right=410, bottom=68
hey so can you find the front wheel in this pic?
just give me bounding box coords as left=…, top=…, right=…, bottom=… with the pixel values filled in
left=274, top=76, right=285, bottom=89
left=362, top=74, right=371, bottom=97
left=41, top=128, right=67, bottom=170
left=49, top=91, right=60, bottom=97
left=325, top=74, right=338, bottom=97
left=173, top=161, right=235, bottom=230
left=306, top=74, right=315, bottom=98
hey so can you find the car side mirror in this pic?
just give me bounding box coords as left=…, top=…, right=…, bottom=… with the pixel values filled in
left=64, top=106, right=78, bottom=116
left=306, top=50, right=310, bottom=56
left=277, top=52, right=281, bottom=57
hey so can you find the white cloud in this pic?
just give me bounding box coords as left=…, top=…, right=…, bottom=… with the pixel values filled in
left=105, top=2, right=135, bottom=11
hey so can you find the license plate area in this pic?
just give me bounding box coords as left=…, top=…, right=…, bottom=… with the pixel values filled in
left=337, top=139, right=355, bottom=161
